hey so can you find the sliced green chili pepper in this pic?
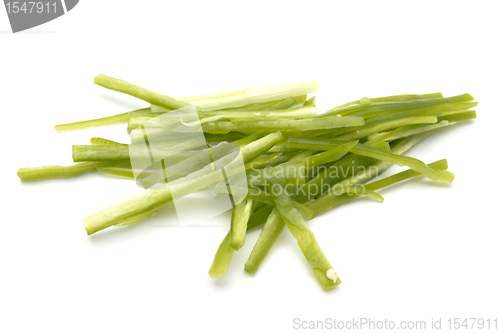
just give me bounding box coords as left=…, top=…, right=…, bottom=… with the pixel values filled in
left=228, top=199, right=254, bottom=250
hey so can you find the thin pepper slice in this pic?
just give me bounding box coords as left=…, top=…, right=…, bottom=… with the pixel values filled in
left=271, top=182, right=341, bottom=291
left=228, top=199, right=254, bottom=250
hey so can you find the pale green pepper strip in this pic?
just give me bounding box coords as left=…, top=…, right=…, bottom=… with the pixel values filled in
left=97, top=166, right=135, bottom=178
left=202, top=116, right=364, bottom=133
left=94, top=74, right=193, bottom=110
left=287, top=137, right=454, bottom=184
left=114, top=210, right=158, bottom=226
left=131, top=106, right=318, bottom=130
left=366, top=121, right=450, bottom=146
left=228, top=105, right=318, bottom=121
left=72, top=145, right=196, bottom=162
left=304, top=95, right=316, bottom=106
left=328, top=92, right=443, bottom=112
left=335, top=116, right=437, bottom=141
left=17, top=161, right=119, bottom=181
left=264, top=96, right=305, bottom=110
left=228, top=199, right=254, bottom=250
left=240, top=132, right=283, bottom=163
left=244, top=208, right=284, bottom=275
left=154, top=95, right=306, bottom=113
left=150, top=80, right=317, bottom=111
left=208, top=233, right=235, bottom=279
left=83, top=187, right=172, bottom=235
left=90, top=137, right=128, bottom=147
left=309, top=159, right=448, bottom=217
left=84, top=132, right=283, bottom=235
left=271, top=182, right=340, bottom=291
left=233, top=132, right=268, bottom=147
left=209, top=205, right=274, bottom=279
left=177, top=80, right=318, bottom=111
left=54, top=110, right=138, bottom=132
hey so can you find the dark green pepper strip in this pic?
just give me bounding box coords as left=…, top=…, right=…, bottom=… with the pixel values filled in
left=287, top=137, right=454, bottom=184
left=321, top=93, right=474, bottom=117
left=298, top=141, right=358, bottom=169
left=243, top=158, right=448, bottom=275
left=364, top=102, right=477, bottom=123
left=335, top=116, right=437, bottom=141
left=366, top=121, right=450, bottom=146
left=309, top=159, right=449, bottom=217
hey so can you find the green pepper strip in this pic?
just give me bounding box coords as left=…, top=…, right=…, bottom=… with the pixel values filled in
left=244, top=208, right=284, bottom=275
left=265, top=96, right=303, bottom=110
left=366, top=121, right=450, bottom=146
left=17, top=161, right=119, bottom=181
left=160, top=95, right=304, bottom=114
left=83, top=132, right=283, bottom=235
left=309, top=159, right=448, bottom=217
left=90, top=137, right=128, bottom=147
left=114, top=210, right=158, bottom=226
left=287, top=137, right=454, bottom=184
left=201, top=116, right=364, bottom=134
left=335, top=116, right=437, bottom=141
left=244, top=158, right=448, bottom=275
left=271, top=182, right=340, bottom=291
left=298, top=141, right=358, bottom=169
left=97, top=166, right=135, bottom=179
left=363, top=101, right=477, bottom=122
left=321, top=93, right=474, bottom=117
left=319, top=102, right=475, bottom=140
left=439, top=110, right=477, bottom=122
left=94, top=74, right=192, bottom=110
left=209, top=205, right=274, bottom=279
left=228, top=199, right=254, bottom=250
left=328, top=92, right=443, bottom=112
left=54, top=110, right=138, bottom=132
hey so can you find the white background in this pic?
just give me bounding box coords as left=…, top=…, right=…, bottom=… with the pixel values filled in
left=1, top=1, right=499, bottom=332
